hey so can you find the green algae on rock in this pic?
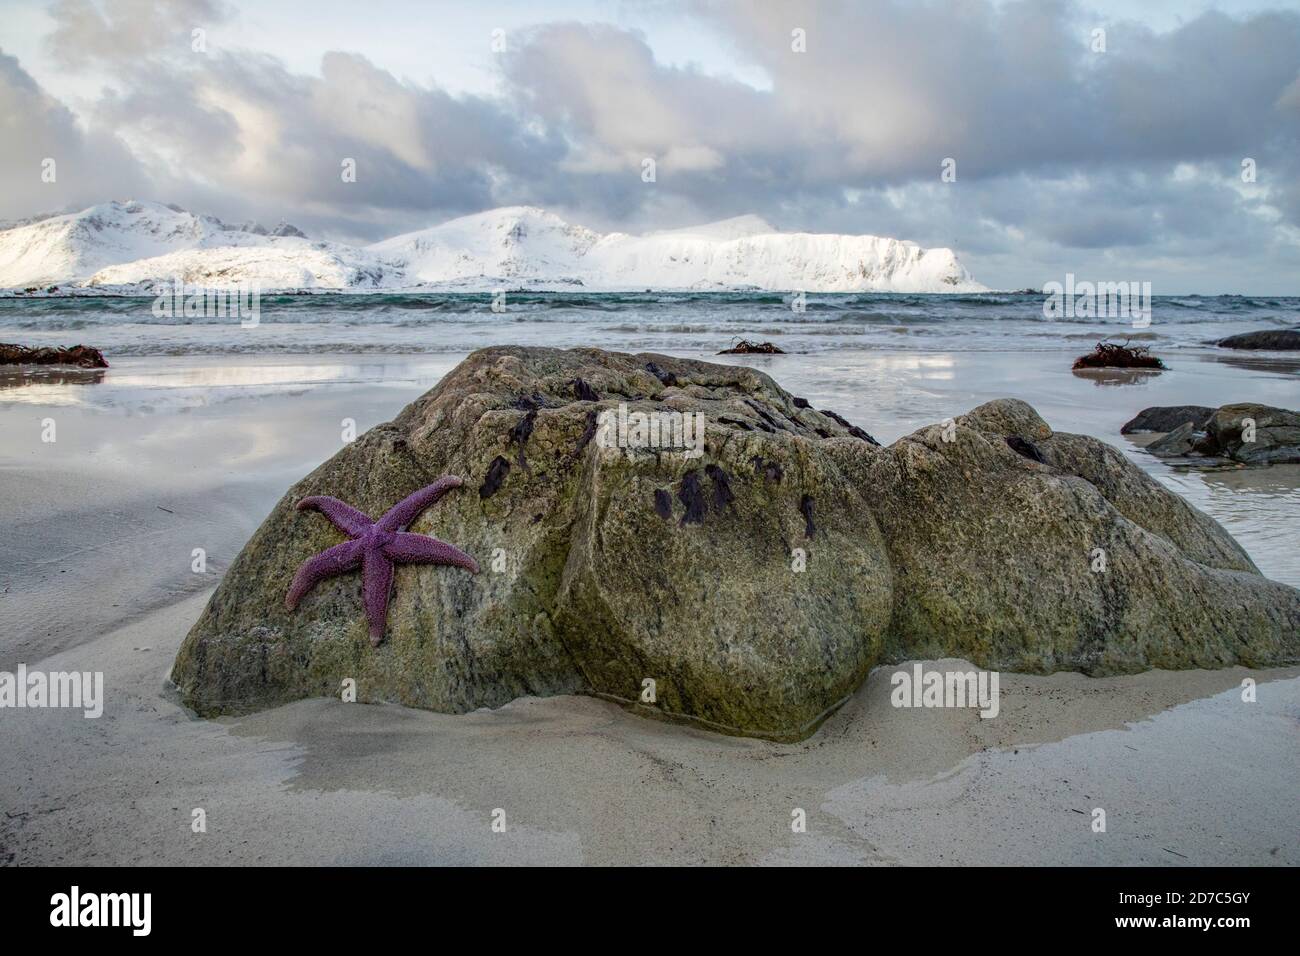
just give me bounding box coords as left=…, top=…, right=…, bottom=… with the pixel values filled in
left=171, top=347, right=1300, bottom=740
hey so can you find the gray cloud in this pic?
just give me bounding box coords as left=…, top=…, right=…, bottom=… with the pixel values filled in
left=0, top=0, right=1297, bottom=289
left=45, top=0, right=232, bottom=67
left=0, top=49, right=148, bottom=221
left=502, top=4, right=1300, bottom=215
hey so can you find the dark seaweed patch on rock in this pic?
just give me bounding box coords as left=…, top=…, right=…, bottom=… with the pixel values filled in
left=678, top=470, right=708, bottom=525
left=744, top=399, right=784, bottom=432
left=705, top=464, right=735, bottom=509
left=512, top=392, right=546, bottom=410
left=645, top=362, right=679, bottom=387
left=1006, top=435, right=1047, bottom=464
left=821, top=409, right=852, bottom=428
left=800, top=494, right=815, bottom=538
left=480, top=455, right=511, bottom=499
left=848, top=425, right=881, bottom=445
left=510, top=408, right=537, bottom=468
left=572, top=378, right=599, bottom=402
left=751, top=456, right=783, bottom=482
left=792, top=396, right=810, bottom=409
left=820, top=409, right=880, bottom=444
left=653, top=488, right=673, bottom=520
left=575, top=409, right=598, bottom=453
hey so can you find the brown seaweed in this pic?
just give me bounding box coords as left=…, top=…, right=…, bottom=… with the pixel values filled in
left=0, top=343, right=109, bottom=369
left=717, top=339, right=785, bottom=354
left=1072, top=340, right=1166, bottom=370
left=479, top=456, right=511, bottom=498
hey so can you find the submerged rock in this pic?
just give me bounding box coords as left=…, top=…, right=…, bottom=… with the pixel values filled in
left=1215, top=329, right=1300, bottom=350
left=172, top=347, right=1300, bottom=740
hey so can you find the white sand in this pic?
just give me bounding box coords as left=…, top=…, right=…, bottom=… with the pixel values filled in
left=2, top=349, right=1298, bottom=865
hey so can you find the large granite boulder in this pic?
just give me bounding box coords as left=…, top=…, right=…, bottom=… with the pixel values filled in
left=171, top=347, right=1300, bottom=740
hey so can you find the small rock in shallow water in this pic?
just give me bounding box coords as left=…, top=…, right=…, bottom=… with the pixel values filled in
left=1131, top=402, right=1300, bottom=466
left=1215, top=329, right=1300, bottom=350
left=1145, top=422, right=1198, bottom=457
left=1122, top=406, right=1215, bottom=434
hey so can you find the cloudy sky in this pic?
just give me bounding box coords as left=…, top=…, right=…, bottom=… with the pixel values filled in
left=2, top=0, right=1299, bottom=292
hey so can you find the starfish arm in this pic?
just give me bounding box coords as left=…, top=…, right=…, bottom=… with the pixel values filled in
left=384, top=532, right=481, bottom=574
left=362, top=551, right=395, bottom=647
left=375, top=476, right=464, bottom=532
left=296, top=496, right=374, bottom=537
left=285, top=539, right=363, bottom=609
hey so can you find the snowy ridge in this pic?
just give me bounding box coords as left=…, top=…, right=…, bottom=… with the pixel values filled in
left=0, top=200, right=328, bottom=289
left=0, top=201, right=987, bottom=293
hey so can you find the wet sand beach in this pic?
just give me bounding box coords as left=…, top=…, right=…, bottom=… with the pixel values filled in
left=1, top=347, right=1297, bottom=865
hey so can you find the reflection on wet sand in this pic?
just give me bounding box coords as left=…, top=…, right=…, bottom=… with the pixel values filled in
left=1203, top=352, right=1300, bottom=377
left=1070, top=367, right=1164, bottom=387
left=1196, top=462, right=1300, bottom=496
left=0, top=366, right=106, bottom=390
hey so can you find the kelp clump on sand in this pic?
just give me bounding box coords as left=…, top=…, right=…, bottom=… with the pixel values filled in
left=718, top=339, right=785, bottom=354
left=1072, top=340, right=1165, bottom=370
left=0, top=343, right=109, bottom=368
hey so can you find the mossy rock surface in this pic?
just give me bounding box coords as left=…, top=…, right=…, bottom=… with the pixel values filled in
left=172, top=347, right=1300, bottom=739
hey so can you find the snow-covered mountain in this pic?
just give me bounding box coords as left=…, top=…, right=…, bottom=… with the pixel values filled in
left=372, top=206, right=985, bottom=292
left=0, top=201, right=986, bottom=293
left=0, top=200, right=337, bottom=289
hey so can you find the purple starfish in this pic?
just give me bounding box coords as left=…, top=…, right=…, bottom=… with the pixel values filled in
left=285, top=476, right=479, bottom=647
